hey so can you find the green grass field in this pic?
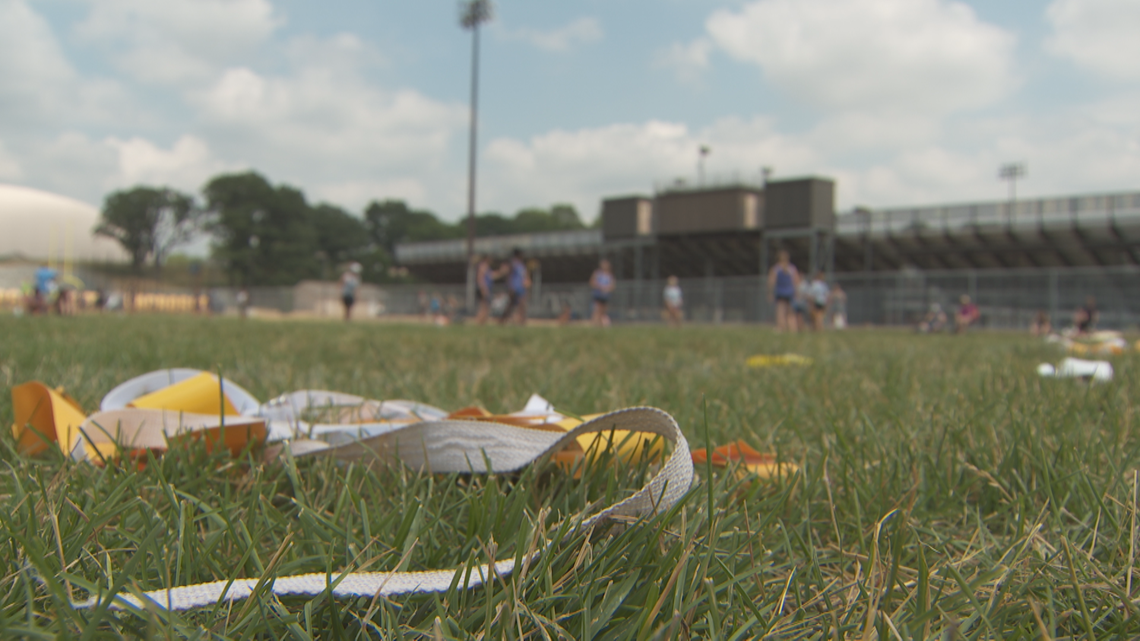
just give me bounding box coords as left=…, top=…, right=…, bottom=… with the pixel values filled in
left=1, top=315, right=1138, bottom=639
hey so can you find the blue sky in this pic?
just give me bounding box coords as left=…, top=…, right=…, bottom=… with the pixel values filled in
left=1, top=0, right=1138, bottom=222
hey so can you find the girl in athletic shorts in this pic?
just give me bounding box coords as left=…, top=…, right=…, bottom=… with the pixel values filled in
left=590, top=259, right=616, bottom=327
left=767, top=250, right=800, bottom=332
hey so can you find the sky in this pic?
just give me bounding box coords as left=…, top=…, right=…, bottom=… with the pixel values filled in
left=1, top=0, right=1139, bottom=223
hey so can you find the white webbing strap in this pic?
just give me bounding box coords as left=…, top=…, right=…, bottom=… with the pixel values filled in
left=76, top=406, right=692, bottom=611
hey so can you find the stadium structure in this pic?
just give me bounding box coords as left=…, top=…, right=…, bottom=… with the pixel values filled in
left=0, top=184, right=126, bottom=293
left=394, top=177, right=1140, bottom=327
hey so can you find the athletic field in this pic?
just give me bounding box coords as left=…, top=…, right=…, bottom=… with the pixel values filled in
left=1, top=315, right=1137, bottom=638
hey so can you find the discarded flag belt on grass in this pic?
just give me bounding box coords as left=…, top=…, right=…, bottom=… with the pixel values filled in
left=10, top=368, right=795, bottom=611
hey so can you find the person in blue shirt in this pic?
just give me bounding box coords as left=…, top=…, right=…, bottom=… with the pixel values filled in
left=339, top=262, right=361, bottom=322
left=766, top=250, right=800, bottom=332
left=589, top=259, right=616, bottom=327
left=33, top=266, right=58, bottom=315
left=497, top=249, right=530, bottom=325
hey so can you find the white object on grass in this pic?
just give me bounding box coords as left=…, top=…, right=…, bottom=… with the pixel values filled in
left=1037, top=357, right=1113, bottom=383
left=74, top=406, right=693, bottom=611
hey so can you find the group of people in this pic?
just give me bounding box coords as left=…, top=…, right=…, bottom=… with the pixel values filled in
left=475, top=249, right=532, bottom=325
left=20, top=266, right=84, bottom=316
left=917, top=294, right=1102, bottom=336
left=918, top=295, right=980, bottom=334
left=767, top=251, right=847, bottom=332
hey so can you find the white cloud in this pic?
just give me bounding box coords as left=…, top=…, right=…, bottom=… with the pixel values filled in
left=705, top=0, right=1016, bottom=114
left=483, top=118, right=818, bottom=217
left=507, top=17, right=603, bottom=52
left=75, top=0, right=280, bottom=84
left=1046, top=0, right=1140, bottom=81
left=107, top=135, right=228, bottom=191
left=0, top=0, right=130, bottom=126
left=658, top=39, right=713, bottom=81
left=174, top=34, right=467, bottom=211
left=195, top=66, right=464, bottom=165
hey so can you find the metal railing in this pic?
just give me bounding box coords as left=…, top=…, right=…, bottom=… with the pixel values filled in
left=395, top=229, right=602, bottom=264
left=836, top=191, right=1140, bottom=236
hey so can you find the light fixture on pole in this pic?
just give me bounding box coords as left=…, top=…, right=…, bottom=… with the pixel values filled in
left=698, top=146, right=710, bottom=186
left=998, top=163, right=1026, bottom=202
left=460, top=0, right=492, bottom=309
left=999, top=162, right=1026, bottom=223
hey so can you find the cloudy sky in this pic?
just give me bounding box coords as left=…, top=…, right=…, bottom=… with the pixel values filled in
left=1, top=0, right=1138, bottom=222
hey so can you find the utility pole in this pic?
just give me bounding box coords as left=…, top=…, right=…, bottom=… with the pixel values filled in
left=461, top=0, right=492, bottom=310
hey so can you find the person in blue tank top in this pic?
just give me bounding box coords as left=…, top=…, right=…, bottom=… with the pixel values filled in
left=767, top=250, right=800, bottom=332
left=497, top=248, right=530, bottom=325
left=589, top=259, right=616, bottom=327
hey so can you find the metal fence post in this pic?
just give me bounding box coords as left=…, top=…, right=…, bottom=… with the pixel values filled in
left=1049, top=268, right=1058, bottom=322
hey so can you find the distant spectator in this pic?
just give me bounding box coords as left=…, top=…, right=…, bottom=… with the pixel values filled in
left=497, top=248, right=530, bottom=325
left=236, top=288, right=250, bottom=319
left=340, top=262, right=361, bottom=322
left=918, top=303, right=947, bottom=333
left=446, top=294, right=460, bottom=323
left=955, top=295, right=980, bottom=333
left=34, top=266, right=58, bottom=315
left=557, top=299, right=573, bottom=325
left=767, top=250, right=800, bottom=332
left=474, top=255, right=495, bottom=325
left=662, top=275, right=683, bottom=326
left=589, top=259, right=616, bottom=327
left=1030, top=310, right=1052, bottom=336
left=57, top=284, right=76, bottom=316
left=793, top=279, right=811, bottom=332
left=430, top=292, right=446, bottom=326
left=829, top=283, right=848, bottom=329
left=1074, top=296, right=1098, bottom=335
left=807, top=272, right=830, bottom=331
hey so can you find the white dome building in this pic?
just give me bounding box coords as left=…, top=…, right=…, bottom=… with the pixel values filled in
left=0, top=184, right=127, bottom=262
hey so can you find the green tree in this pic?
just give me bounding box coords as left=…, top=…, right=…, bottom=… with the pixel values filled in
left=204, top=172, right=319, bottom=286
left=364, top=200, right=461, bottom=256
left=310, top=203, right=380, bottom=280
left=95, top=186, right=199, bottom=273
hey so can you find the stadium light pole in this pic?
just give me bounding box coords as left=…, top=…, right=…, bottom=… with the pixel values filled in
left=999, top=162, right=1026, bottom=222
left=461, top=0, right=492, bottom=310
left=698, top=145, right=710, bottom=186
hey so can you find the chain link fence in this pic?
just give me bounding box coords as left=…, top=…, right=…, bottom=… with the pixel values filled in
left=14, top=263, right=1135, bottom=330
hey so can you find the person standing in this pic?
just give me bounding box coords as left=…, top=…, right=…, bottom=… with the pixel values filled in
left=1074, top=296, right=1098, bottom=335
left=498, top=248, right=530, bottom=325
left=474, top=255, right=495, bottom=325
left=807, top=272, right=830, bottom=331
left=662, top=275, right=683, bottom=326
left=767, top=250, right=799, bottom=332
left=955, top=294, right=980, bottom=333
left=340, top=262, right=361, bottom=322
left=829, top=283, right=848, bottom=329
left=589, top=259, right=616, bottom=327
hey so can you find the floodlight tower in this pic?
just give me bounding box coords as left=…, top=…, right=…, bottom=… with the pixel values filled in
left=698, top=145, right=710, bottom=186
left=999, top=162, right=1026, bottom=208
left=461, top=0, right=492, bottom=309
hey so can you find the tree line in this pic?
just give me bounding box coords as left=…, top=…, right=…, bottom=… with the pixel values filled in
left=94, top=171, right=589, bottom=286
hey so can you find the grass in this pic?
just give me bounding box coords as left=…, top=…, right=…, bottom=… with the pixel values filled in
left=1, top=314, right=1139, bottom=638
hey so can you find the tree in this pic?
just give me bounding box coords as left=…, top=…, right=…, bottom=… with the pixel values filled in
left=204, top=172, right=319, bottom=286
left=364, top=200, right=461, bottom=256
left=95, top=187, right=199, bottom=273
left=310, top=203, right=374, bottom=279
